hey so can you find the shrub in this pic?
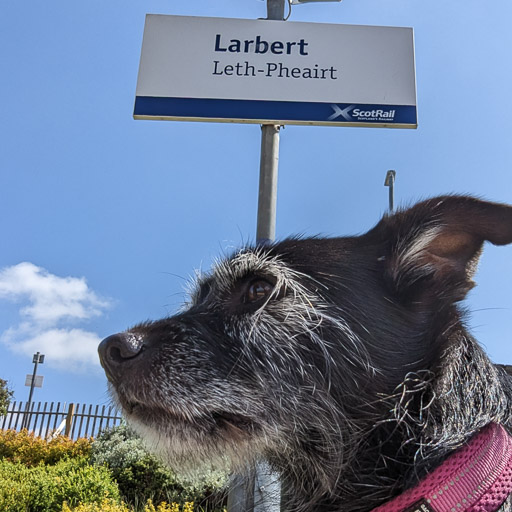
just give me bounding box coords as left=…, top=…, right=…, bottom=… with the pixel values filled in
left=0, top=429, right=91, bottom=466
left=62, top=498, right=130, bottom=512
left=0, top=458, right=31, bottom=510
left=62, top=499, right=201, bottom=512
left=90, top=424, right=227, bottom=510
left=0, top=379, right=13, bottom=417
left=0, top=457, right=120, bottom=512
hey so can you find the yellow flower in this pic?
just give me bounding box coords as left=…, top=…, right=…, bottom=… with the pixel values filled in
left=144, top=499, right=157, bottom=512
left=61, top=499, right=130, bottom=512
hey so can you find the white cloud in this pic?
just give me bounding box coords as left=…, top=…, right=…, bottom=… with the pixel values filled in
left=0, top=262, right=112, bottom=372
left=2, top=327, right=102, bottom=372
left=0, top=262, right=109, bottom=326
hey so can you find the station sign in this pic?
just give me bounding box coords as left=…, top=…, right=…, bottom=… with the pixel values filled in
left=134, top=15, right=417, bottom=128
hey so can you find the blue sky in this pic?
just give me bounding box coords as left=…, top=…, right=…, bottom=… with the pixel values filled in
left=1, top=0, right=511, bottom=408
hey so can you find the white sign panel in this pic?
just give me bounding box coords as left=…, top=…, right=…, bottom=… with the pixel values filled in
left=135, top=15, right=417, bottom=128
left=25, top=375, right=44, bottom=388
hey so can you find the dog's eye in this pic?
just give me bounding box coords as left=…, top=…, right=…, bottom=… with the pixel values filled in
left=246, top=280, right=274, bottom=303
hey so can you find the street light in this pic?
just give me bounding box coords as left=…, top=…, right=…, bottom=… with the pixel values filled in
left=384, top=170, right=396, bottom=212
left=22, top=352, right=45, bottom=429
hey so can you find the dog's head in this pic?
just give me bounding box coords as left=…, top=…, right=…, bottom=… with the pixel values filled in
left=98, top=195, right=512, bottom=499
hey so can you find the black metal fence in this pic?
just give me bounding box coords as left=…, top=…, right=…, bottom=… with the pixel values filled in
left=1, top=401, right=122, bottom=439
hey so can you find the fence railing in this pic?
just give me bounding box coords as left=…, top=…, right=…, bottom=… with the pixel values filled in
left=1, top=401, right=123, bottom=439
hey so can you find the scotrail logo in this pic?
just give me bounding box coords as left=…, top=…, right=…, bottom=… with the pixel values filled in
left=328, top=104, right=396, bottom=122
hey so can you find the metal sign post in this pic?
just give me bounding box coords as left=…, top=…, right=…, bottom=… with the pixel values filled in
left=228, top=6, right=285, bottom=512
left=22, top=352, right=45, bottom=429
left=256, top=124, right=279, bottom=242
left=229, top=5, right=285, bottom=510
left=256, top=0, right=285, bottom=244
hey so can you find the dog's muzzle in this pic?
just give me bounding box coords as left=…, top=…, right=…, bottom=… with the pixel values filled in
left=98, top=332, right=144, bottom=383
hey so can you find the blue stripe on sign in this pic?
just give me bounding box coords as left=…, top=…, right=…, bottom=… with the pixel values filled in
left=134, top=96, right=417, bottom=126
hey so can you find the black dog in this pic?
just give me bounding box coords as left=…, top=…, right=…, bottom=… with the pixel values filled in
left=99, top=195, right=512, bottom=512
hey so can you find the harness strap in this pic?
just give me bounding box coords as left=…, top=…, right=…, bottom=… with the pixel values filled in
left=371, top=423, right=512, bottom=512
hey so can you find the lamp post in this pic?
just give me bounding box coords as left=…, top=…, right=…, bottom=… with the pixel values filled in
left=22, top=352, right=45, bottom=429
left=384, top=170, right=396, bottom=212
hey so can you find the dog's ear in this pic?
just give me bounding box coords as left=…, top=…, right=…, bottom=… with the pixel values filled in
left=371, top=196, right=512, bottom=303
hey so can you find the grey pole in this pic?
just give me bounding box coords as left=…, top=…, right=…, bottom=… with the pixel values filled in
left=257, top=125, right=280, bottom=242
left=256, top=0, right=285, bottom=244
left=266, top=0, right=286, bottom=20
left=255, top=1, right=285, bottom=505
left=23, top=352, right=43, bottom=429
left=228, top=6, right=285, bottom=511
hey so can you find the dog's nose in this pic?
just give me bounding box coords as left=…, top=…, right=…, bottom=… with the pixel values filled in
left=98, top=332, right=144, bottom=382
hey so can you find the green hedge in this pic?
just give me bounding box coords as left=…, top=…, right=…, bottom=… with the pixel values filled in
left=0, top=429, right=91, bottom=467
left=0, top=457, right=120, bottom=512
left=0, top=426, right=227, bottom=511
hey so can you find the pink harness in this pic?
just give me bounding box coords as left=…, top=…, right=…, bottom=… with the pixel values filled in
left=371, top=423, right=512, bottom=512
